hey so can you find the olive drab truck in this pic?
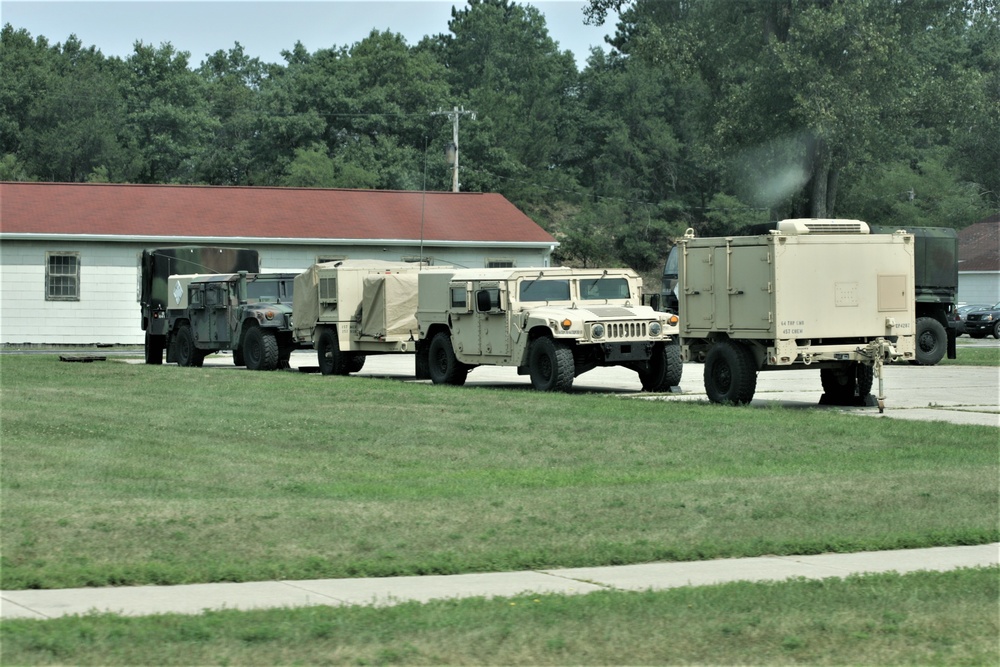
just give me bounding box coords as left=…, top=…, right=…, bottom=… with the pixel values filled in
left=415, top=267, right=682, bottom=392
left=676, top=219, right=916, bottom=411
left=292, top=260, right=433, bottom=376
left=165, top=271, right=304, bottom=370
left=139, top=246, right=260, bottom=364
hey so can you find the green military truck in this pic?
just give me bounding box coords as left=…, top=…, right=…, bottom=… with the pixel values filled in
left=139, top=247, right=260, bottom=364
left=165, top=271, right=304, bottom=370
left=675, top=220, right=916, bottom=410
left=415, top=267, right=682, bottom=392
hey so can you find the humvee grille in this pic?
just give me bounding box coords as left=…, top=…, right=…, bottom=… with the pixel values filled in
left=606, top=321, right=647, bottom=339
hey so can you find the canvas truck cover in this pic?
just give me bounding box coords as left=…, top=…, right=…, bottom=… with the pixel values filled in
left=358, top=273, right=420, bottom=341
left=292, top=262, right=337, bottom=340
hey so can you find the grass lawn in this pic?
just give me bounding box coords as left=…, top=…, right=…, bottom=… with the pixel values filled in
left=942, top=343, right=1000, bottom=366
left=1, top=568, right=996, bottom=665
left=2, top=355, right=996, bottom=590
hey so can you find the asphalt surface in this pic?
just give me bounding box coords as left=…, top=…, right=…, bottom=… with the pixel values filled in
left=2, top=343, right=996, bottom=621
left=3, top=544, right=997, bottom=620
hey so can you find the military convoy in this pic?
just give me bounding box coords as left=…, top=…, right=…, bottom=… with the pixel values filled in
left=673, top=220, right=916, bottom=409
left=414, top=267, right=682, bottom=392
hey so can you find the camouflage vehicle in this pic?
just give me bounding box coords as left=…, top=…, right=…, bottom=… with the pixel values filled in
left=165, top=271, right=304, bottom=370
left=415, top=267, right=682, bottom=392
left=676, top=220, right=916, bottom=410
left=292, top=260, right=435, bottom=376
left=139, top=246, right=259, bottom=364
left=659, top=225, right=957, bottom=366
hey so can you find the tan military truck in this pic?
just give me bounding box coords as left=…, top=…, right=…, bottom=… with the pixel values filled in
left=293, top=260, right=431, bottom=376
left=676, top=219, right=916, bottom=409
left=415, top=267, right=682, bottom=392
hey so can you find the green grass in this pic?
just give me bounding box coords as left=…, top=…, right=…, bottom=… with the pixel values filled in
left=943, top=343, right=1000, bottom=366
left=1, top=355, right=998, bottom=590
left=2, top=568, right=996, bottom=665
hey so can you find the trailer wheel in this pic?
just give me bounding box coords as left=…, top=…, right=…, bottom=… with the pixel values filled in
left=317, top=328, right=349, bottom=375
left=911, top=316, right=946, bottom=365
left=528, top=336, right=574, bottom=392
left=639, top=341, right=683, bottom=392
left=428, top=332, right=469, bottom=386
left=704, top=341, right=757, bottom=405
left=144, top=332, right=164, bottom=365
left=175, top=324, right=205, bottom=368
left=243, top=325, right=279, bottom=371
left=820, top=362, right=873, bottom=403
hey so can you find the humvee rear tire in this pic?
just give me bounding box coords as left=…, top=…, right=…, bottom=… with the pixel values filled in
left=639, top=341, right=683, bottom=392
left=911, top=316, right=946, bottom=365
left=144, top=332, right=164, bottom=365
left=821, top=362, right=874, bottom=403
left=317, top=328, right=349, bottom=375
left=704, top=341, right=757, bottom=405
left=244, top=326, right=279, bottom=371
left=175, top=324, right=205, bottom=368
left=428, top=333, right=469, bottom=386
left=528, top=336, right=574, bottom=392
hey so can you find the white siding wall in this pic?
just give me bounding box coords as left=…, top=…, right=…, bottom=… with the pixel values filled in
left=1, top=240, right=553, bottom=345
left=958, top=272, right=1000, bottom=306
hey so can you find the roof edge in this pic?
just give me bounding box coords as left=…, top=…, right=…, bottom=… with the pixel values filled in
left=0, top=233, right=558, bottom=249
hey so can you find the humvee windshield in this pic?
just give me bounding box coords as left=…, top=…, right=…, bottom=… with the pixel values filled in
left=580, top=277, right=630, bottom=300
left=246, top=278, right=291, bottom=302
left=520, top=279, right=571, bottom=302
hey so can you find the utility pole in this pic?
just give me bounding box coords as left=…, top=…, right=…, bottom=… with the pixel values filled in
left=431, top=106, right=476, bottom=192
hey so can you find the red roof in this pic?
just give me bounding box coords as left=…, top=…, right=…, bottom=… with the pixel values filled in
left=958, top=217, right=1000, bottom=272
left=0, top=182, right=556, bottom=245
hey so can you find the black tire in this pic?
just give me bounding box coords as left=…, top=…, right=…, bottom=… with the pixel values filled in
left=912, top=316, right=947, bottom=366
left=639, top=341, right=683, bottom=392
left=821, top=362, right=874, bottom=403
left=347, top=353, right=366, bottom=374
left=703, top=340, right=757, bottom=405
left=993, top=321, right=1000, bottom=340
left=317, top=328, right=349, bottom=375
left=233, top=348, right=245, bottom=366
left=174, top=324, right=204, bottom=368
left=144, top=332, right=164, bottom=365
left=528, top=336, right=575, bottom=392
left=243, top=325, right=279, bottom=371
left=428, top=332, right=469, bottom=386
left=970, top=331, right=987, bottom=339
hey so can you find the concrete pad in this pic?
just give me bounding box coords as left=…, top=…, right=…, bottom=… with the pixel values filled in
left=783, top=543, right=1000, bottom=575
left=285, top=571, right=605, bottom=607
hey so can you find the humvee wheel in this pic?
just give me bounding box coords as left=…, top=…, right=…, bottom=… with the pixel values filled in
left=243, top=325, right=279, bottom=371
left=639, top=341, right=682, bottom=392
left=704, top=340, right=757, bottom=405
left=911, top=316, right=946, bottom=365
left=428, top=332, right=469, bottom=386
left=317, top=328, right=349, bottom=375
left=528, top=336, right=574, bottom=392
left=174, top=324, right=205, bottom=367
left=144, top=332, right=164, bottom=365
left=347, top=353, right=366, bottom=374
left=820, top=362, right=874, bottom=404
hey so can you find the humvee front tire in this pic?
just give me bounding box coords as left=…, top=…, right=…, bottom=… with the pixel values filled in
left=704, top=340, right=757, bottom=405
left=639, top=341, right=682, bottom=392
left=528, top=336, right=574, bottom=392
left=428, top=332, right=469, bottom=386
left=244, top=325, right=279, bottom=371
left=175, top=324, right=205, bottom=368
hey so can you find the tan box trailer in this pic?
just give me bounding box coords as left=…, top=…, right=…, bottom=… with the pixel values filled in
left=676, top=219, right=916, bottom=410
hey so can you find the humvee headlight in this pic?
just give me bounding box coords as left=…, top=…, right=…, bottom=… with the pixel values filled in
left=649, top=321, right=662, bottom=336
left=592, top=323, right=605, bottom=338
left=561, top=318, right=573, bottom=331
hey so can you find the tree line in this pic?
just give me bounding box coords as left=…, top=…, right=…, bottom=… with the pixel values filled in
left=2, top=0, right=996, bottom=272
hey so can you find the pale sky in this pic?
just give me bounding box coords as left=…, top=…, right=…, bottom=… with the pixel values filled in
left=1, top=0, right=618, bottom=69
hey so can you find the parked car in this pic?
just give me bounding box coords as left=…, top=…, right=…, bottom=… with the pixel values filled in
left=949, top=304, right=991, bottom=337
left=963, top=302, right=1000, bottom=339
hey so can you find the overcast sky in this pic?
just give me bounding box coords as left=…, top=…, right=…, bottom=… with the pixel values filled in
left=2, top=0, right=618, bottom=69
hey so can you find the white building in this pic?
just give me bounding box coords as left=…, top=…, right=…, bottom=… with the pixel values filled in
left=0, top=182, right=557, bottom=345
left=957, top=217, right=1000, bottom=306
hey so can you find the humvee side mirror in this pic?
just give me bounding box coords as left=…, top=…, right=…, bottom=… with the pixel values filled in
left=476, top=290, right=492, bottom=313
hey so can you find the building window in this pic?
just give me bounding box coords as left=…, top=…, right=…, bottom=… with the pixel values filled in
left=46, top=252, right=80, bottom=301
left=486, top=258, right=515, bottom=268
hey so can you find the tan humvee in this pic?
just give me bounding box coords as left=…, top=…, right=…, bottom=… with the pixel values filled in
left=415, top=267, right=682, bottom=392
left=676, top=219, right=916, bottom=409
